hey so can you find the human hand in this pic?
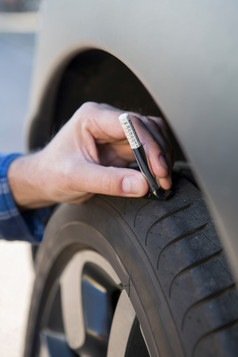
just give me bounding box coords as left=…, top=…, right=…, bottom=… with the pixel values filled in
left=8, top=102, right=174, bottom=208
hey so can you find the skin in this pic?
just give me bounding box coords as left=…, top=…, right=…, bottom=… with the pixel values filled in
left=8, top=102, right=173, bottom=209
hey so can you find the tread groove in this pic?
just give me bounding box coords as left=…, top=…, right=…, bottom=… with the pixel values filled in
left=187, top=210, right=221, bottom=251
left=181, top=283, right=237, bottom=330
left=192, top=319, right=238, bottom=357
left=169, top=249, right=223, bottom=298
left=133, top=201, right=151, bottom=227
left=145, top=203, right=192, bottom=245
left=156, top=223, right=208, bottom=270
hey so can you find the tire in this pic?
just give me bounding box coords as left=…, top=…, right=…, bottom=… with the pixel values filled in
left=24, top=175, right=238, bottom=357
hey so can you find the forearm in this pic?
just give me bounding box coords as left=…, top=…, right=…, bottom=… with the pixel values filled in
left=0, top=153, right=50, bottom=243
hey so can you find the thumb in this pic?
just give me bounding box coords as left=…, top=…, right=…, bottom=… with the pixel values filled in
left=79, top=164, right=149, bottom=197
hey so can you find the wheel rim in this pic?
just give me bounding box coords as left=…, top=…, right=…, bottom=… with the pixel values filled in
left=37, top=250, right=150, bottom=357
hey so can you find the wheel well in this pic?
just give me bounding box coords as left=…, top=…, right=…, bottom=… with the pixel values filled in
left=32, top=49, right=184, bottom=160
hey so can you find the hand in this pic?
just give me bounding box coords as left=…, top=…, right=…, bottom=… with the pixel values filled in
left=8, top=102, right=174, bottom=208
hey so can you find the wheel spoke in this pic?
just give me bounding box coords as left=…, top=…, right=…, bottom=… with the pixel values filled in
left=107, top=290, right=136, bottom=357
left=60, top=250, right=121, bottom=352
left=39, top=249, right=149, bottom=357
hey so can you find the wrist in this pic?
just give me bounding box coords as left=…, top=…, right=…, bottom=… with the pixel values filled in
left=8, top=153, right=54, bottom=209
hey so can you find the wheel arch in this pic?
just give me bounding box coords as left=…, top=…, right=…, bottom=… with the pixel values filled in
left=27, top=48, right=183, bottom=158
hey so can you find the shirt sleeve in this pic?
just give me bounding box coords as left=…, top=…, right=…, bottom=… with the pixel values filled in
left=0, top=153, right=51, bottom=244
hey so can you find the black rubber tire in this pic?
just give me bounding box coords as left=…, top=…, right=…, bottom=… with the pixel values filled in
left=24, top=176, right=238, bottom=357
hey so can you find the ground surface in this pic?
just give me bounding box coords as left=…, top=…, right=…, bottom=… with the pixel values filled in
left=0, top=26, right=37, bottom=357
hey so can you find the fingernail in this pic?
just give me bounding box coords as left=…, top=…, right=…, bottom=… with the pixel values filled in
left=157, top=175, right=172, bottom=190
left=122, top=176, right=140, bottom=194
left=159, top=155, right=168, bottom=170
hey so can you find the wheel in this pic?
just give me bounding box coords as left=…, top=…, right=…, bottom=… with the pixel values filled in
left=24, top=175, right=238, bottom=357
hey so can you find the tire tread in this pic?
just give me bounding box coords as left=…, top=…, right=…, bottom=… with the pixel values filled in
left=100, top=176, right=238, bottom=356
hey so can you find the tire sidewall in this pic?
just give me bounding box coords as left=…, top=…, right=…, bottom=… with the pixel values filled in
left=28, top=197, right=183, bottom=357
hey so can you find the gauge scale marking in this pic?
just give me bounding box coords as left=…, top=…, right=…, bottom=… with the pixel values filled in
left=119, top=114, right=141, bottom=149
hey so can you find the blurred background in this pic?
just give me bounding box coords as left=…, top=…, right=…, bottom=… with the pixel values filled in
left=0, top=1, right=41, bottom=355
left=0, top=0, right=40, bottom=12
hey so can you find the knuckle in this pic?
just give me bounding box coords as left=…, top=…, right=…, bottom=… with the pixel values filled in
left=78, top=101, right=98, bottom=117
left=100, top=169, right=119, bottom=195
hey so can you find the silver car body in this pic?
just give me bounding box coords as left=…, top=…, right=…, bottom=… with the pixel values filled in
left=26, top=0, right=238, bottom=274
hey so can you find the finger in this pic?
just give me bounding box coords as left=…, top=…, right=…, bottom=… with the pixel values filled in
left=137, top=115, right=174, bottom=167
left=130, top=115, right=170, bottom=178
left=147, top=116, right=175, bottom=167
left=129, top=112, right=174, bottom=168
left=77, top=102, right=126, bottom=142
left=157, top=176, right=172, bottom=191
left=73, top=163, right=149, bottom=197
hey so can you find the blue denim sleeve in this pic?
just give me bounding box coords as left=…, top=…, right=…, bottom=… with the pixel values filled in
left=0, top=153, right=51, bottom=244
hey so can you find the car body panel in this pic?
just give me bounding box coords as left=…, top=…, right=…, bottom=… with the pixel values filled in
left=26, top=0, right=238, bottom=274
